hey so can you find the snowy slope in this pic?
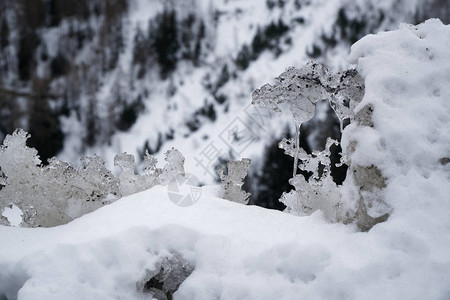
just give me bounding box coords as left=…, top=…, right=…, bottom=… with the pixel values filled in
left=0, top=180, right=448, bottom=299
left=55, top=0, right=426, bottom=174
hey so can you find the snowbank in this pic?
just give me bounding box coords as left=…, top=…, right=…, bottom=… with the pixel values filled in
left=1, top=19, right=450, bottom=300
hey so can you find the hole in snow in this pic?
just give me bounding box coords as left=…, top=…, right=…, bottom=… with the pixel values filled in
left=137, top=253, right=194, bottom=300
left=0, top=263, right=29, bottom=300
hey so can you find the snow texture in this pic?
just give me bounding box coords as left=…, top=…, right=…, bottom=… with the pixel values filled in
left=341, top=18, right=450, bottom=230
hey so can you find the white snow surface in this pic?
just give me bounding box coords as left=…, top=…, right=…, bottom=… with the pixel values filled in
left=1, top=19, right=450, bottom=300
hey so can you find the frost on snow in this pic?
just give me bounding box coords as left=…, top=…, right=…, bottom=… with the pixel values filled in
left=252, top=61, right=375, bottom=227
left=0, top=129, right=185, bottom=227
left=217, top=158, right=251, bottom=204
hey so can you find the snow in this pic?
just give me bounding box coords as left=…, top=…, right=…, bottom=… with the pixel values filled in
left=0, top=181, right=448, bottom=299
left=345, top=18, right=450, bottom=187
left=1, top=16, right=450, bottom=300
left=0, top=187, right=350, bottom=299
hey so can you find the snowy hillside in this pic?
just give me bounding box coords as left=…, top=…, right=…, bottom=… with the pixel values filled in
left=1, top=19, right=450, bottom=300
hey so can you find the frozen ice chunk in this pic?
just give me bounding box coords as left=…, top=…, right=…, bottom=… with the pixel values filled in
left=276, top=63, right=330, bottom=105
left=329, top=95, right=353, bottom=131
left=158, top=148, right=185, bottom=185
left=251, top=83, right=285, bottom=112
left=289, top=97, right=316, bottom=126
left=278, top=138, right=309, bottom=160
left=114, top=152, right=135, bottom=173
left=335, top=69, right=365, bottom=111
left=279, top=137, right=341, bottom=222
left=114, top=151, right=164, bottom=196
left=252, top=62, right=364, bottom=130
left=115, top=152, right=140, bottom=196
left=252, top=61, right=366, bottom=224
left=280, top=176, right=341, bottom=221
left=252, top=62, right=333, bottom=126
left=143, top=150, right=159, bottom=175
left=218, top=158, right=251, bottom=204
left=79, top=154, right=120, bottom=201
left=0, top=129, right=187, bottom=227
left=330, top=69, right=365, bottom=130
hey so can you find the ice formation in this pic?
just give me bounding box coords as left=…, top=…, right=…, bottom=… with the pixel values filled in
left=252, top=61, right=366, bottom=224
left=115, top=148, right=185, bottom=197
left=0, top=130, right=186, bottom=227
left=115, top=151, right=157, bottom=196
left=217, top=158, right=251, bottom=204
left=279, top=137, right=341, bottom=221
left=157, top=148, right=186, bottom=185
left=251, top=62, right=364, bottom=128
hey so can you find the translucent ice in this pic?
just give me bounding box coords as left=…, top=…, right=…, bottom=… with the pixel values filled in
left=217, top=158, right=251, bottom=204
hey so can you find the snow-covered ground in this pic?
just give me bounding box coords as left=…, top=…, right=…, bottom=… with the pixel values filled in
left=0, top=178, right=448, bottom=299
left=1, top=17, right=450, bottom=300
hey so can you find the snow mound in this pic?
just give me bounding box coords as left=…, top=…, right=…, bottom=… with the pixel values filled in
left=348, top=18, right=450, bottom=179
left=342, top=18, right=450, bottom=222
left=1, top=20, right=450, bottom=299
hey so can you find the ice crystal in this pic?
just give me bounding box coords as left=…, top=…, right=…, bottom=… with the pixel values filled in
left=280, top=173, right=340, bottom=221
left=278, top=138, right=310, bottom=163
left=0, top=130, right=186, bottom=227
left=331, top=69, right=365, bottom=130
left=252, top=62, right=364, bottom=128
left=217, top=158, right=251, bottom=204
left=115, top=152, right=142, bottom=196
left=114, top=152, right=135, bottom=173
left=279, top=138, right=341, bottom=221
left=79, top=155, right=120, bottom=200
left=335, top=69, right=365, bottom=111
left=114, top=149, right=184, bottom=197
left=157, top=148, right=185, bottom=185
left=252, top=61, right=366, bottom=222
left=143, top=150, right=159, bottom=175
left=252, top=62, right=332, bottom=126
